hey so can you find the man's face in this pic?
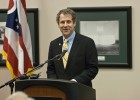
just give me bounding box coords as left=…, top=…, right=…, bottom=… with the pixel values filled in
left=58, top=14, right=76, bottom=38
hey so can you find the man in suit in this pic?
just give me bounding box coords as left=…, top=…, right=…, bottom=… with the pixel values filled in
left=47, top=8, right=98, bottom=87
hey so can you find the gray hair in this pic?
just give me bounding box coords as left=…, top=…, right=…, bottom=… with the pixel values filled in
left=6, top=91, right=35, bottom=100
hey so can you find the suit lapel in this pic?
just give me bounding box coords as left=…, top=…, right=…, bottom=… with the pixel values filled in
left=56, top=37, right=65, bottom=69
left=57, top=37, right=63, bottom=54
left=66, top=33, right=80, bottom=69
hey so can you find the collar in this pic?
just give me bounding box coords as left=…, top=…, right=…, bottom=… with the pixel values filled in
left=63, top=31, right=76, bottom=42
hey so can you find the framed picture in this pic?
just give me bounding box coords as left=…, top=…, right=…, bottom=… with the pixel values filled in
left=69, top=6, right=132, bottom=68
left=0, top=8, right=39, bottom=66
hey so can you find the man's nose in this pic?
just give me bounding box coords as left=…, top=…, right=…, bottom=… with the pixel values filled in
left=64, top=22, right=68, bottom=26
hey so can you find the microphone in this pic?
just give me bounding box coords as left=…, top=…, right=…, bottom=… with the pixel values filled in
left=57, top=49, right=68, bottom=60
left=0, top=49, right=68, bottom=91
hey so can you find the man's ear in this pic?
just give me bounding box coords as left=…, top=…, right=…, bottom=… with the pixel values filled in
left=74, top=21, right=76, bottom=27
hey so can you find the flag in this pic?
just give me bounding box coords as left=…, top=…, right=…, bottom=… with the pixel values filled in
left=2, top=0, right=34, bottom=78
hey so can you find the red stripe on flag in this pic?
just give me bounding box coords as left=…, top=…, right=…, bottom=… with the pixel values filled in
left=19, top=36, right=32, bottom=71
left=21, top=0, right=26, bottom=12
left=20, top=0, right=28, bottom=22
left=8, top=0, right=14, bottom=10
left=18, top=24, right=32, bottom=72
left=3, top=36, right=20, bottom=76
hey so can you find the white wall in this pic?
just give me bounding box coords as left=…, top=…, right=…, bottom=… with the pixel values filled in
left=0, top=0, right=140, bottom=100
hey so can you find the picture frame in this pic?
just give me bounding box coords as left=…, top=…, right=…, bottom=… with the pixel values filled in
left=69, top=6, right=132, bottom=68
left=0, top=8, right=39, bottom=66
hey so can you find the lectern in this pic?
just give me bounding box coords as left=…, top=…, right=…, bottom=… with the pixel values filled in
left=15, top=79, right=96, bottom=100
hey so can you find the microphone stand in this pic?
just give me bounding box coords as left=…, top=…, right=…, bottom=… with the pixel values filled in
left=0, top=52, right=63, bottom=94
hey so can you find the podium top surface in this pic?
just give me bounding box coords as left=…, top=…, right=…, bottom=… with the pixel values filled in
left=15, top=78, right=96, bottom=100
left=16, top=78, right=91, bottom=88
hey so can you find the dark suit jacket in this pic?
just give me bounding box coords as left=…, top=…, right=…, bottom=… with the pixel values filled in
left=47, top=33, right=98, bottom=87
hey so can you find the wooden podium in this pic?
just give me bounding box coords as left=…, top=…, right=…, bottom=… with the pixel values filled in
left=15, top=79, right=96, bottom=100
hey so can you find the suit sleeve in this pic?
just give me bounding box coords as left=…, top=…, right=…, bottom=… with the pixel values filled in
left=46, top=41, right=57, bottom=79
left=74, top=38, right=98, bottom=84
